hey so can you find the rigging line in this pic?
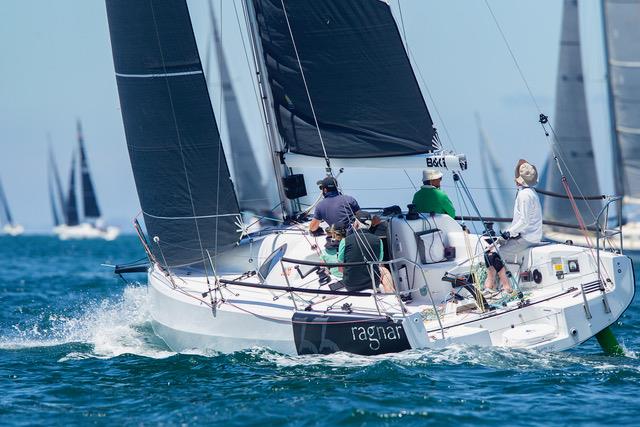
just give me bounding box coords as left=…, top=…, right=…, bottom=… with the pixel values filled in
left=279, top=0, right=332, bottom=171
left=403, top=169, right=418, bottom=191
left=149, top=4, right=210, bottom=277
left=483, top=0, right=543, bottom=114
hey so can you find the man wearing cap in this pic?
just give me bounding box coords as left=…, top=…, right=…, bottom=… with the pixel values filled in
left=309, top=176, right=362, bottom=234
left=411, top=170, right=456, bottom=218
left=484, top=159, right=542, bottom=295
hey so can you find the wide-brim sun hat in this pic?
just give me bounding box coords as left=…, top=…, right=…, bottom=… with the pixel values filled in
left=423, top=169, right=443, bottom=182
left=515, top=159, right=538, bottom=187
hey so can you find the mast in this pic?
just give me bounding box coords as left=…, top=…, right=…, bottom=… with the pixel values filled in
left=65, top=152, right=80, bottom=226
left=77, top=120, right=101, bottom=220
left=477, top=116, right=511, bottom=217
left=48, top=143, right=67, bottom=225
left=242, top=0, right=293, bottom=217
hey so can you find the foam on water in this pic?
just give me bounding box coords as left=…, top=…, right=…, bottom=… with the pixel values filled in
left=0, top=284, right=175, bottom=360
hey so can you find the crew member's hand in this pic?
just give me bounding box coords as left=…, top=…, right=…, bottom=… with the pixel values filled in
left=500, top=231, right=511, bottom=240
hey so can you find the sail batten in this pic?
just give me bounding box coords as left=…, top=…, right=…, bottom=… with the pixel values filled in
left=248, top=0, right=435, bottom=159
left=106, top=0, right=241, bottom=268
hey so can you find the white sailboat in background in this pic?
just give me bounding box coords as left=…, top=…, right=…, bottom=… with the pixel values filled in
left=542, top=0, right=607, bottom=248
left=52, top=121, right=119, bottom=240
left=105, top=0, right=633, bottom=356
left=0, top=175, right=24, bottom=236
left=602, top=0, right=640, bottom=252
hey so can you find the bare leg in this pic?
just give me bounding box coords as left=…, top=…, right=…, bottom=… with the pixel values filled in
left=497, top=268, right=513, bottom=293
left=484, top=267, right=497, bottom=290
left=379, top=266, right=395, bottom=293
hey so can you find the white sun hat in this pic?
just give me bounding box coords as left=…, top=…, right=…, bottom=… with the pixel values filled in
left=515, top=161, right=538, bottom=187
left=423, top=169, right=443, bottom=182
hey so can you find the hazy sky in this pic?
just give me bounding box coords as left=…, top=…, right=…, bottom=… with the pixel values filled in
left=0, top=0, right=613, bottom=233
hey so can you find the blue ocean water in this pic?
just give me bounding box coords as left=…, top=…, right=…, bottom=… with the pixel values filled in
left=1, top=236, right=639, bottom=426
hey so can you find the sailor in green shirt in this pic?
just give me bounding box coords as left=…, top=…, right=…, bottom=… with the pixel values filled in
left=411, top=170, right=456, bottom=218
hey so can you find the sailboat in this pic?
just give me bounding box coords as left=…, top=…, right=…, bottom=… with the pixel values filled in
left=602, top=0, right=640, bottom=252
left=105, top=0, right=633, bottom=355
left=53, top=121, right=120, bottom=240
left=0, top=175, right=24, bottom=236
left=204, top=0, right=273, bottom=222
left=542, top=0, right=606, bottom=247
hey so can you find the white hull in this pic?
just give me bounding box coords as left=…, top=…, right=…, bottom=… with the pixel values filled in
left=2, top=224, right=24, bottom=236
left=143, top=215, right=635, bottom=356
left=54, top=223, right=120, bottom=241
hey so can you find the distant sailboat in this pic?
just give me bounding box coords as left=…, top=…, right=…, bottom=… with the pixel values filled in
left=0, top=175, right=24, bottom=236
left=53, top=121, right=119, bottom=240
left=48, top=143, right=67, bottom=231
left=602, top=0, right=640, bottom=251
left=204, top=1, right=273, bottom=220
left=542, top=0, right=603, bottom=245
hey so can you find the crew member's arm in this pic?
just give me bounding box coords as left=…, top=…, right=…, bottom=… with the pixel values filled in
left=309, top=204, right=324, bottom=232
left=506, top=192, right=528, bottom=236
left=442, top=194, right=456, bottom=219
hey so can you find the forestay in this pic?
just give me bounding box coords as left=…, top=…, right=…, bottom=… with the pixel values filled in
left=105, top=0, right=241, bottom=268
left=603, top=0, right=640, bottom=201
left=543, top=0, right=601, bottom=226
left=249, top=0, right=435, bottom=158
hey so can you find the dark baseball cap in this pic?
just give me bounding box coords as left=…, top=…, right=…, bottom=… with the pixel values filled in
left=317, top=176, right=338, bottom=190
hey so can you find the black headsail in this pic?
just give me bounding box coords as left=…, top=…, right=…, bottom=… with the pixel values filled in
left=206, top=2, right=271, bottom=213
left=248, top=0, right=435, bottom=158
left=105, top=0, right=241, bottom=269
left=77, top=120, right=101, bottom=220
left=65, top=152, right=80, bottom=227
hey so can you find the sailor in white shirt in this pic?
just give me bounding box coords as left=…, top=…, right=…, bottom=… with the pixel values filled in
left=484, top=160, right=542, bottom=296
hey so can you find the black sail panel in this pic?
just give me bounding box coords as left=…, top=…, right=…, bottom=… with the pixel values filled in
left=77, top=121, right=101, bottom=219
left=251, top=0, right=435, bottom=158
left=66, top=153, right=80, bottom=227
left=105, top=0, right=241, bottom=268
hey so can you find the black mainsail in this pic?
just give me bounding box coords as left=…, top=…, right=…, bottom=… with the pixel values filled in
left=77, top=120, right=101, bottom=220
left=543, top=0, right=601, bottom=227
left=602, top=0, right=640, bottom=203
left=105, top=0, right=241, bottom=268
left=206, top=2, right=271, bottom=213
left=65, top=152, right=80, bottom=227
left=248, top=0, right=436, bottom=158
